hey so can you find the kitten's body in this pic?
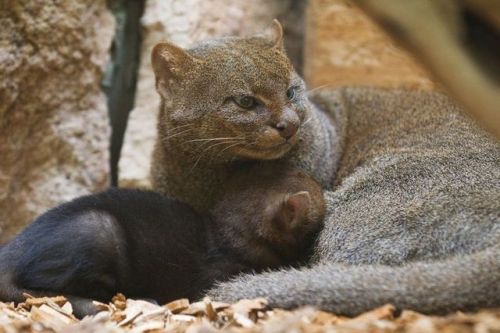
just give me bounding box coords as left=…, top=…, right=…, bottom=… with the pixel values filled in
left=0, top=166, right=324, bottom=318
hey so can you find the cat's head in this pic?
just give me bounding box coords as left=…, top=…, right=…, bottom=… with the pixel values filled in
left=211, top=165, right=325, bottom=268
left=152, top=20, right=308, bottom=162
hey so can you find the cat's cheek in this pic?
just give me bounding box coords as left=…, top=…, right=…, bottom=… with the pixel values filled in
left=294, top=102, right=308, bottom=121
left=169, top=108, right=203, bottom=123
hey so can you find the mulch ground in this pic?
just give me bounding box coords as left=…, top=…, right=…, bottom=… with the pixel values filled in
left=0, top=294, right=498, bottom=333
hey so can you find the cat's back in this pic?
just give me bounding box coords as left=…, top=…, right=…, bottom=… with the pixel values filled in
left=314, top=87, right=500, bottom=265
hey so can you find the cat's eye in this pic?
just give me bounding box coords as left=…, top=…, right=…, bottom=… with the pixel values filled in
left=233, top=95, right=257, bottom=109
left=286, top=87, right=297, bottom=101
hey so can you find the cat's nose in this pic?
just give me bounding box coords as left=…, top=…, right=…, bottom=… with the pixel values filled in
left=275, top=120, right=298, bottom=140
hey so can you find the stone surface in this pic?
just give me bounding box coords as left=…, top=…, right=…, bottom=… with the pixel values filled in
left=304, top=0, right=437, bottom=90
left=118, top=0, right=298, bottom=188
left=0, top=1, right=114, bottom=242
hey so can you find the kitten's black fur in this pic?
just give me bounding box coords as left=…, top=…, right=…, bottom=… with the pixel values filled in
left=0, top=189, right=228, bottom=316
left=0, top=167, right=325, bottom=318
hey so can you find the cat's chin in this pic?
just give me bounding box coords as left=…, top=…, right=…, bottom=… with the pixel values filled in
left=235, top=143, right=293, bottom=160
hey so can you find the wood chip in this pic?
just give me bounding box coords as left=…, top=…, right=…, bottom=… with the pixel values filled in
left=118, top=311, right=142, bottom=327
left=134, top=307, right=166, bottom=323
left=21, top=295, right=68, bottom=310
left=61, top=302, right=74, bottom=316
left=132, top=320, right=165, bottom=332
left=0, top=295, right=498, bottom=333
left=231, top=298, right=268, bottom=316
left=164, top=298, right=189, bottom=314
left=233, top=312, right=255, bottom=328
left=351, top=304, right=396, bottom=322
left=93, top=301, right=112, bottom=313
left=30, top=304, right=76, bottom=331
left=182, top=301, right=230, bottom=316
left=112, top=294, right=127, bottom=311
left=203, top=298, right=218, bottom=322
left=312, top=310, right=345, bottom=325
left=171, top=314, right=197, bottom=322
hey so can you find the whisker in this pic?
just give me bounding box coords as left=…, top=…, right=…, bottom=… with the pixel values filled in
left=215, top=142, right=244, bottom=159
left=190, top=141, right=240, bottom=172
left=217, top=142, right=242, bottom=155
left=184, top=136, right=245, bottom=144
left=302, top=117, right=313, bottom=127
left=161, top=128, right=193, bottom=142
left=196, top=138, right=245, bottom=150
left=168, top=123, right=192, bottom=131
left=306, top=84, right=334, bottom=94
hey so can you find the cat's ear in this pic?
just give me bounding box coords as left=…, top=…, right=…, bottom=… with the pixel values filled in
left=151, top=42, right=197, bottom=99
left=263, top=19, right=285, bottom=51
left=271, top=191, right=311, bottom=230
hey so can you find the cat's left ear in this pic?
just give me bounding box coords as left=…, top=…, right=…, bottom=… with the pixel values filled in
left=151, top=42, right=199, bottom=99
left=263, top=19, right=285, bottom=51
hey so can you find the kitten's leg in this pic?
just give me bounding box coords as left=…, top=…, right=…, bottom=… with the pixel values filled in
left=67, top=296, right=102, bottom=318
left=0, top=275, right=99, bottom=318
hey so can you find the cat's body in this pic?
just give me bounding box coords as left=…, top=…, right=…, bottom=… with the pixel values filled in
left=0, top=165, right=325, bottom=318
left=148, top=21, right=499, bottom=315
left=208, top=87, right=500, bottom=315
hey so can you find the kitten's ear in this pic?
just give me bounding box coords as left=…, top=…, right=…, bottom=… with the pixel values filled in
left=151, top=42, right=196, bottom=99
left=263, top=19, right=285, bottom=51
left=272, top=191, right=311, bottom=230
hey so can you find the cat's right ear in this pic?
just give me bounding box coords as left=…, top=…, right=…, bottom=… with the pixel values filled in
left=269, top=191, right=311, bottom=231
left=151, top=42, right=196, bottom=99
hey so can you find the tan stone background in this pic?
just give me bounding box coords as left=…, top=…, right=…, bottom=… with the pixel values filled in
left=304, top=0, right=436, bottom=90
left=0, top=1, right=114, bottom=242
left=0, top=0, right=436, bottom=242
left=118, top=0, right=436, bottom=188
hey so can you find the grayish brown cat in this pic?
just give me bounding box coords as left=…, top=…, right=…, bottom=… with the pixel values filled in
left=208, top=88, right=500, bottom=315
left=150, top=21, right=500, bottom=314
left=150, top=21, right=340, bottom=212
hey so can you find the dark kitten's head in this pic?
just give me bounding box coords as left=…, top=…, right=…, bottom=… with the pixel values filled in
left=151, top=20, right=308, bottom=162
left=210, top=165, right=325, bottom=268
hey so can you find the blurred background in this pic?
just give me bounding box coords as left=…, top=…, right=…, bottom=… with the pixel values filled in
left=1, top=0, right=498, bottom=242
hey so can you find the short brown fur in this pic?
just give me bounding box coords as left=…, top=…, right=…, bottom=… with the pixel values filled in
left=150, top=22, right=340, bottom=211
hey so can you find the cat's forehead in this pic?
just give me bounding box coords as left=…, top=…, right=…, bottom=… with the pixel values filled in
left=189, top=37, right=293, bottom=92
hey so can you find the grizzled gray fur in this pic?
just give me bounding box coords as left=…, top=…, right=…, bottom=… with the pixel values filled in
left=207, top=87, right=500, bottom=315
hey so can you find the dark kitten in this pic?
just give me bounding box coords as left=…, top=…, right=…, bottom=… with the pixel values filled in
left=0, top=166, right=324, bottom=318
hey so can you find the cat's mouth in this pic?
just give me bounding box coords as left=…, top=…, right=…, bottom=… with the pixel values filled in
left=235, top=140, right=295, bottom=160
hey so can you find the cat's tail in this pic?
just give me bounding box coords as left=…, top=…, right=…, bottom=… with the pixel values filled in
left=207, top=246, right=500, bottom=315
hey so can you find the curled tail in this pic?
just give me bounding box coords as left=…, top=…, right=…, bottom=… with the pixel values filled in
left=207, top=246, right=500, bottom=315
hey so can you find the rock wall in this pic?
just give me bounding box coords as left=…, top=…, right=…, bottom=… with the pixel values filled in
left=304, top=0, right=437, bottom=90
left=0, top=1, right=115, bottom=242
left=118, top=0, right=298, bottom=188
